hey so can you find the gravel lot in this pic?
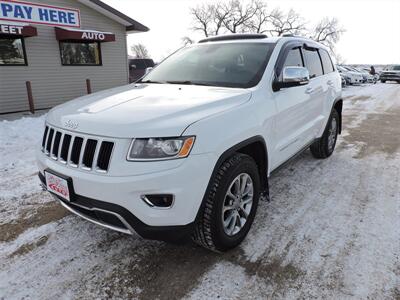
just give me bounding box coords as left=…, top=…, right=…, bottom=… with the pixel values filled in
left=1, top=83, right=399, bottom=299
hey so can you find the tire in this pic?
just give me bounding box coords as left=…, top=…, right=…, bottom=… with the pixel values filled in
left=381, top=80, right=386, bottom=83
left=310, top=109, right=339, bottom=159
left=192, top=153, right=260, bottom=252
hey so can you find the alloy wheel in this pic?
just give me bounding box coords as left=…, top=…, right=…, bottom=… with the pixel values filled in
left=222, top=173, right=254, bottom=236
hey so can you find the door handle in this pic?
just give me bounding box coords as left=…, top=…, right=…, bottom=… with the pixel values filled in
left=305, top=87, right=314, bottom=94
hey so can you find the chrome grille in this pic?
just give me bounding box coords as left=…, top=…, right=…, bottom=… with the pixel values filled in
left=41, top=125, right=114, bottom=173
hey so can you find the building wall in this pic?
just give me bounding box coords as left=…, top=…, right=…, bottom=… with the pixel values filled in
left=0, top=0, right=129, bottom=114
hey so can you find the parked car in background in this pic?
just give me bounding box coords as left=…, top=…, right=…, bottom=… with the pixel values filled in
left=129, top=58, right=155, bottom=83
left=361, top=68, right=379, bottom=83
left=380, top=65, right=400, bottom=83
left=342, top=66, right=365, bottom=83
left=340, top=74, right=347, bottom=87
left=337, top=65, right=363, bottom=85
left=354, top=67, right=376, bottom=83
left=345, top=66, right=375, bottom=83
left=37, top=34, right=342, bottom=252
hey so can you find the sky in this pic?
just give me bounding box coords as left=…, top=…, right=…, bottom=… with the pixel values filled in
left=104, top=0, right=400, bottom=64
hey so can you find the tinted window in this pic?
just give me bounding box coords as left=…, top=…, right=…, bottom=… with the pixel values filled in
left=283, top=48, right=303, bottom=68
left=131, top=59, right=146, bottom=69
left=142, top=43, right=275, bottom=88
left=60, top=42, right=101, bottom=66
left=143, top=59, right=155, bottom=67
left=0, top=37, right=27, bottom=65
left=303, top=49, right=323, bottom=78
left=319, top=49, right=334, bottom=73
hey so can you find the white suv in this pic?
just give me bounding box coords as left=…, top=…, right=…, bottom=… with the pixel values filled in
left=37, top=34, right=342, bottom=252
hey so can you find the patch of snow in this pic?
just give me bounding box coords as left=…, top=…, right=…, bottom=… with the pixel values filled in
left=0, top=215, right=145, bottom=300
left=342, top=83, right=400, bottom=128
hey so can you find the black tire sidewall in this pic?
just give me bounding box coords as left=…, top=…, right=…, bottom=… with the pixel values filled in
left=211, top=156, right=260, bottom=251
left=323, top=110, right=339, bottom=157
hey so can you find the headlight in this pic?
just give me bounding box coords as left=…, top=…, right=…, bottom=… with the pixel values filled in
left=127, top=136, right=195, bottom=161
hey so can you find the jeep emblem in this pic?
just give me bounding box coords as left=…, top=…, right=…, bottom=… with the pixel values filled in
left=64, top=120, right=79, bottom=130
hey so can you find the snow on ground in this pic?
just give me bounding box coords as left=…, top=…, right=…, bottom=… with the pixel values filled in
left=0, top=115, right=54, bottom=223
left=0, top=83, right=399, bottom=299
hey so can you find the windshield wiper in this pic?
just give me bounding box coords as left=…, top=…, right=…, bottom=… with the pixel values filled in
left=166, top=80, right=194, bottom=85
left=138, top=79, right=165, bottom=84
left=166, top=80, right=217, bottom=87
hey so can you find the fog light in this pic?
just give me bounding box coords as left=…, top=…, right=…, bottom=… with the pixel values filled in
left=141, top=194, right=174, bottom=208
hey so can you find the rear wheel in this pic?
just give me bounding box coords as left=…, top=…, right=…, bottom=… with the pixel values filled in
left=192, top=154, right=260, bottom=252
left=310, top=109, right=339, bottom=159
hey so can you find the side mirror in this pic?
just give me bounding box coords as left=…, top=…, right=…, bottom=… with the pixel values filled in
left=274, top=66, right=310, bottom=91
left=145, top=67, right=153, bottom=75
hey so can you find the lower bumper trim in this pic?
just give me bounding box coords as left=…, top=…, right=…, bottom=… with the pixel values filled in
left=57, top=198, right=133, bottom=235
left=39, top=172, right=194, bottom=242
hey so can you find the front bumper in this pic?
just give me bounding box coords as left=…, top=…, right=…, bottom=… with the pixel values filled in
left=37, top=149, right=216, bottom=233
left=380, top=75, right=400, bottom=81
left=39, top=172, right=195, bottom=241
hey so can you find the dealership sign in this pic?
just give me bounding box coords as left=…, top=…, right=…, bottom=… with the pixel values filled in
left=55, top=27, right=116, bottom=42
left=0, top=22, right=37, bottom=36
left=0, top=23, right=24, bottom=34
left=0, top=0, right=80, bottom=28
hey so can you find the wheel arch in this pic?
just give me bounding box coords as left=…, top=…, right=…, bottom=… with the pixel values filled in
left=333, top=98, right=343, bottom=134
left=195, top=136, right=269, bottom=223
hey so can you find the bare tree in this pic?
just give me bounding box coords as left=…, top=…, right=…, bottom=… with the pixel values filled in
left=188, top=1, right=345, bottom=53
left=248, top=0, right=271, bottom=34
left=191, top=2, right=305, bottom=37
left=268, top=8, right=306, bottom=36
left=190, top=4, right=215, bottom=37
left=312, top=17, right=345, bottom=52
left=218, top=0, right=258, bottom=33
left=181, top=36, right=195, bottom=46
left=334, top=53, right=346, bottom=65
left=213, top=3, right=231, bottom=35
left=131, top=43, right=149, bottom=58
left=190, top=0, right=259, bottom=36
left=190, top=3, right=231, bottom=37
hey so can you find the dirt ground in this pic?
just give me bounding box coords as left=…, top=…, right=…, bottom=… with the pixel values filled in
left=1, top=83, right=399, bottom=299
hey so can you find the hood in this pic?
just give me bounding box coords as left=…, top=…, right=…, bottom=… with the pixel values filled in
left=345, top=71, right=363, bottom=78
left=382, top=70, right=400, bottom=74
left=47, top=83, right=252, bottom=138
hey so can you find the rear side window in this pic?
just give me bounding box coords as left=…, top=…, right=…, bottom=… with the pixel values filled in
left=319, top=49, right=334, bottom=74
left=131, top=60, right=146, bottom=69
left=283, top=48, right=303, bottom=68
left=303, top=49, right=323, bottom=78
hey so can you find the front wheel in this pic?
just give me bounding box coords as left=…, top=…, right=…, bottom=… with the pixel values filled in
left=192, top=154, right=260, bottom=252
left=310, top=109, right=339, bottom=159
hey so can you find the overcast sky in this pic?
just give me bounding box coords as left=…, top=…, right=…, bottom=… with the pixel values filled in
left=104, top=0, right=400, bottom=64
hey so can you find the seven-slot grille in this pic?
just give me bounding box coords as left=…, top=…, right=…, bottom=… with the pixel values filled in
left=41, top=125, right=114, bottom=173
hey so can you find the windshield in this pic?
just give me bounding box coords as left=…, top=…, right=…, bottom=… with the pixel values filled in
left=344, top=66, right=358, bottom=72
left=140, top=42, right=275, bottom=88
left=390, top=65, right=400, bottom=70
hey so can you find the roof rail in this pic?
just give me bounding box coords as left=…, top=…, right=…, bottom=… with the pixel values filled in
left=198, top=34, right=267, bottom=43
